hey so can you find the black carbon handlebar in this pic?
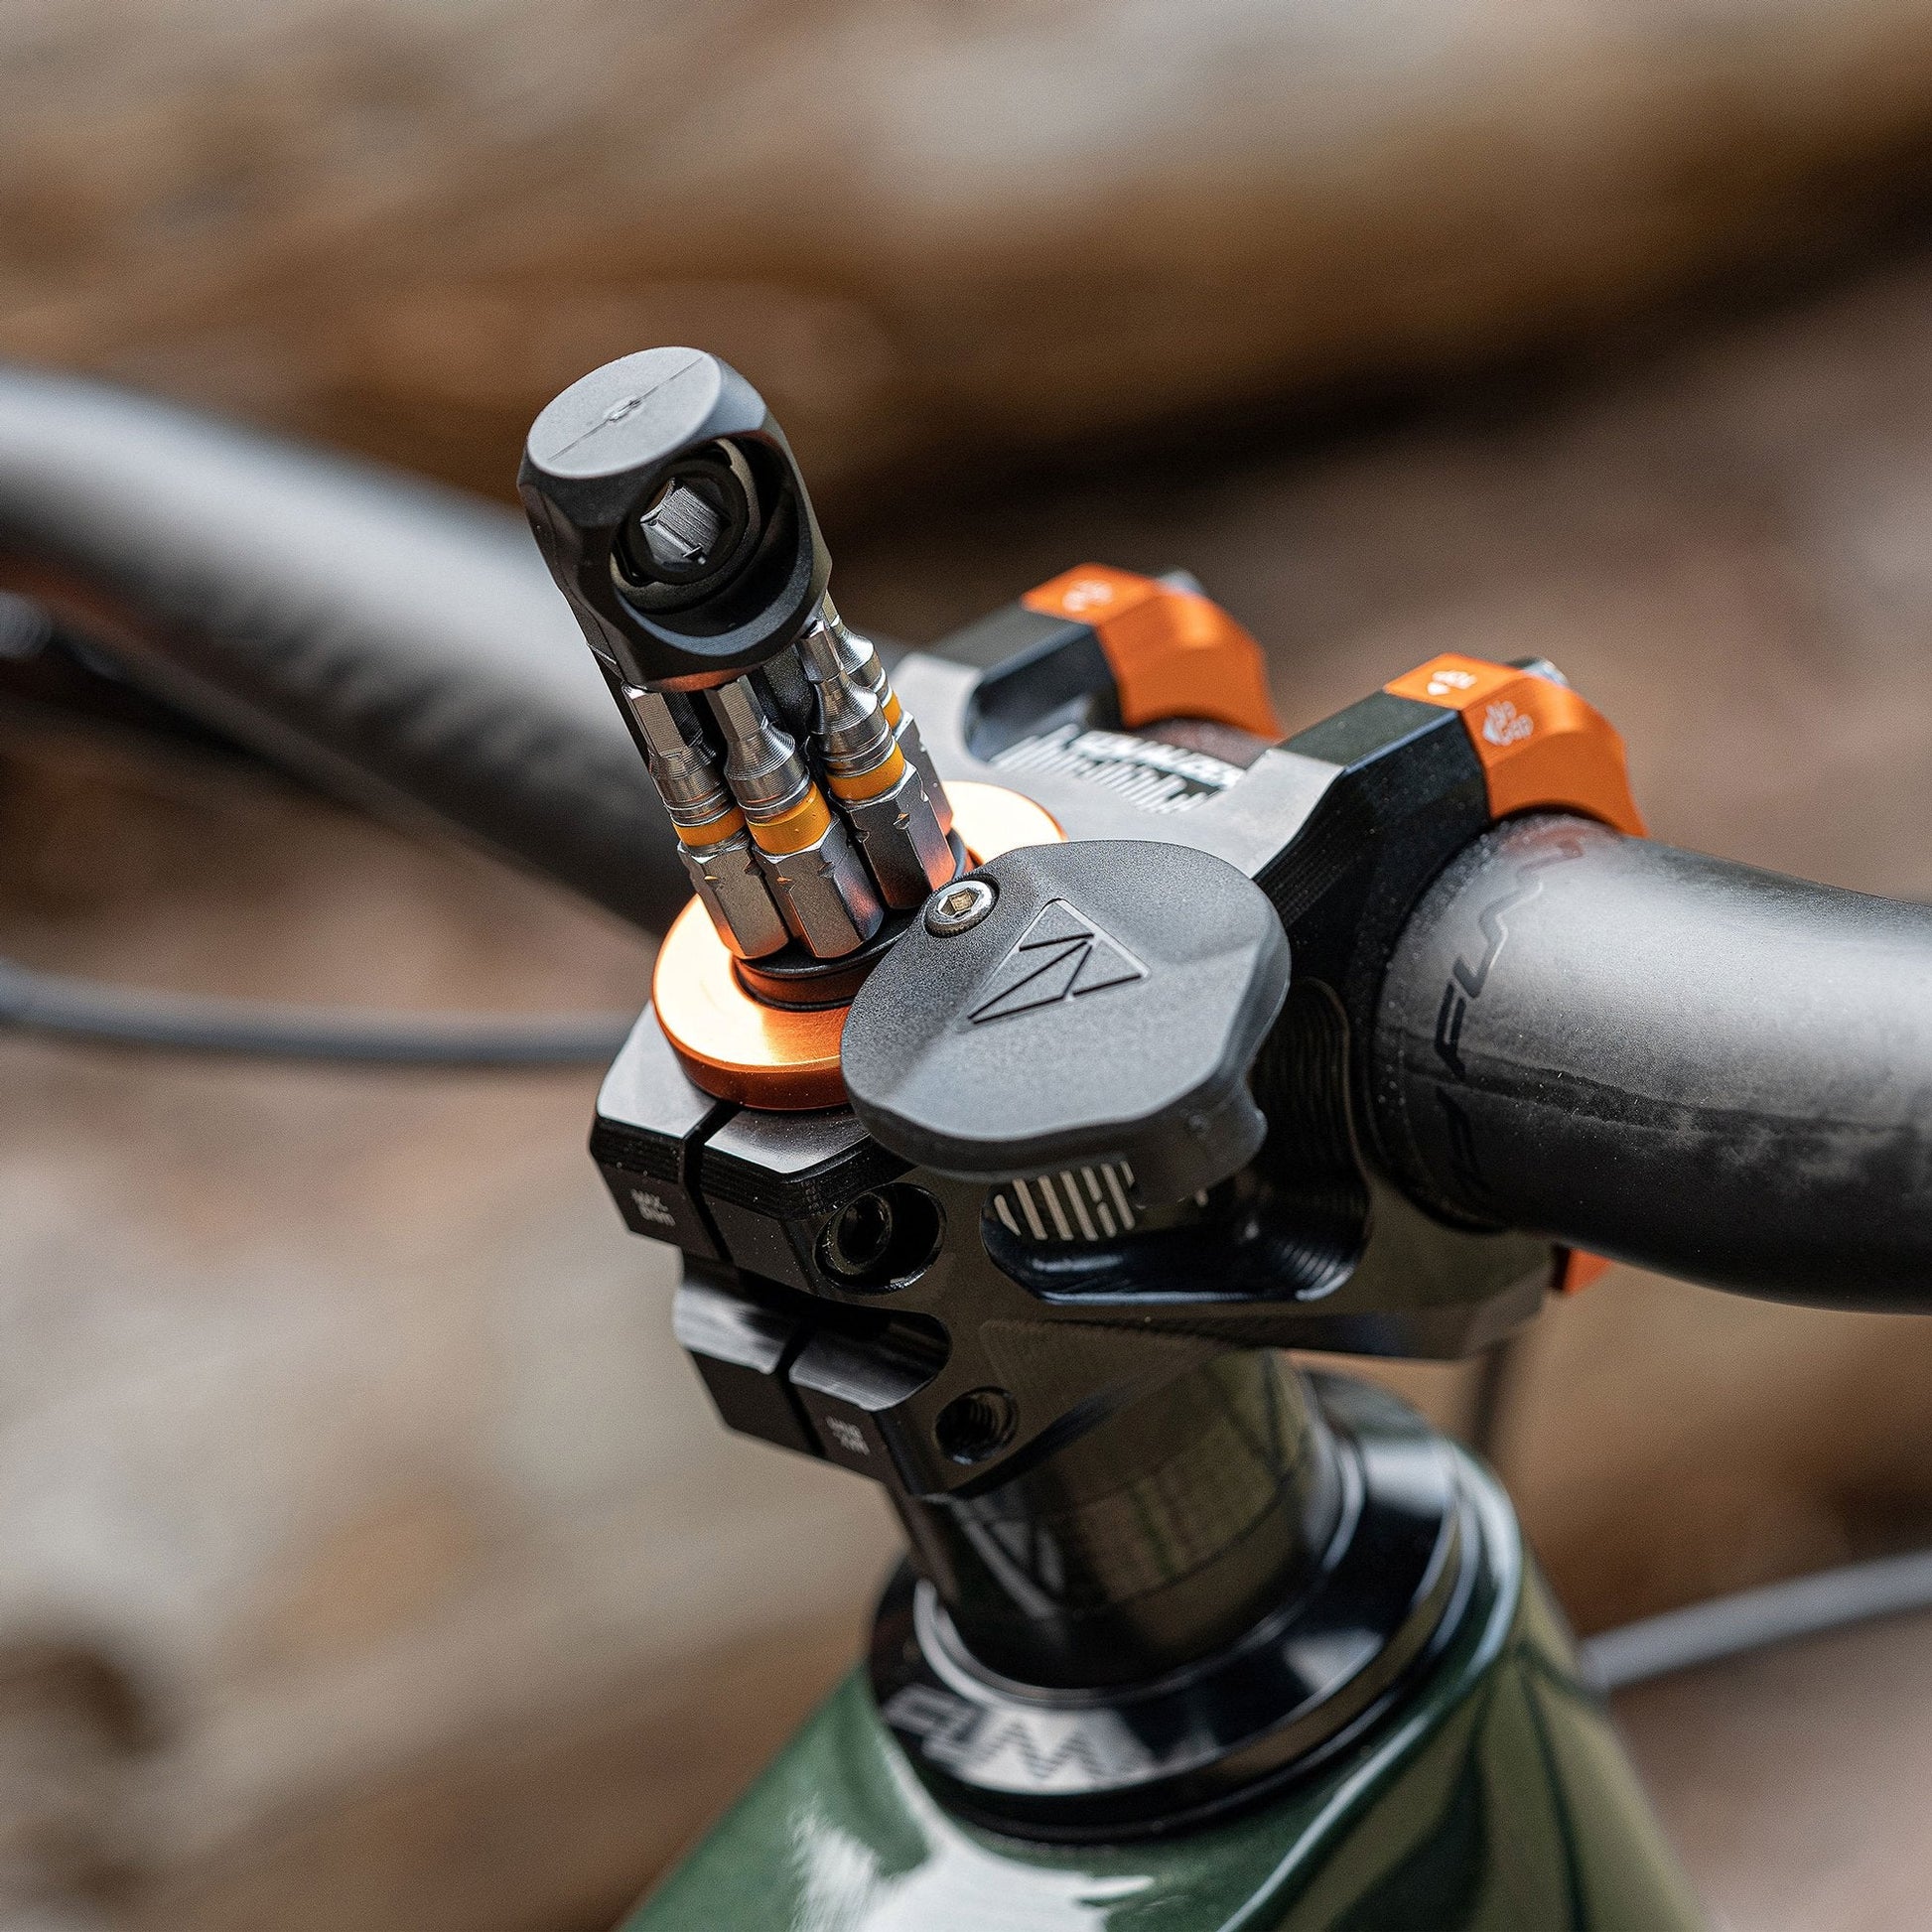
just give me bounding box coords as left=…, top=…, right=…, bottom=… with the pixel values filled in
left=0, top=365, right=687, bottom=934
left=1373, top=812, right=1932, bottom=1309
left=9, top=369, right=1929, bottom=1311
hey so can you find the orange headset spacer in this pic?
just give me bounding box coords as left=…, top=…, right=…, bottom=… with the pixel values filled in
left=652, top=782, right=1064, bottom=1111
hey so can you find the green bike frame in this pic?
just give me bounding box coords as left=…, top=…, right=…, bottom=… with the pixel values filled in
left=627, top=1391, right=1701, bottom=1932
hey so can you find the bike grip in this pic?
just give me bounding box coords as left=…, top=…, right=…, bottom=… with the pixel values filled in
left=1372, top=812, right=1932, bottom=1310
left=0, top=364, right=689, bottom=933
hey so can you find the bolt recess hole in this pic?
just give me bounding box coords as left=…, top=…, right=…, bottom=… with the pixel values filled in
left=924, top=876, right=996, bottom=936
left=934, top=1387, right=1019, bottom=1465
left=818, top=1185, right=944, bottom=1292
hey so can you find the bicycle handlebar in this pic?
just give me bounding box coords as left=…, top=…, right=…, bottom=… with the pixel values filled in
left=7, top=368, right=1928, bottom=1311
left=1373, top=811, right=1932, bottom=1309
left=0, top=365, right=688, bottom=933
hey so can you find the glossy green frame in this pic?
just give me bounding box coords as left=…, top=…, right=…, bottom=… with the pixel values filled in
left=625, top=1399, right=1703, bottom=1932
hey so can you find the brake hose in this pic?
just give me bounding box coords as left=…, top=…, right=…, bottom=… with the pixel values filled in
left=0, top=954, right=633, bottom=1066
left=1581, top=1546, right=1932, bottom=1692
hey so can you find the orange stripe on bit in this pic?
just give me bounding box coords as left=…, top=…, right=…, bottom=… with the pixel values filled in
left=673, top=807, right=746, bottom=846
left=748, top=788, right=834, bottom=854
left=827, top=744, right=907, bottom=802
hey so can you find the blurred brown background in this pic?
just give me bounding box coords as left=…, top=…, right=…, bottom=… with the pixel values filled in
left=7, top=1, right=1932, bottom=1927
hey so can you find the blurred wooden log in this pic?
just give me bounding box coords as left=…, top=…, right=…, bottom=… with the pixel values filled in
left=1614, top=1609, right=1932, bottom=1931
left=0, top=731, right=895, bottom=1932
left=8, top=0, right=1932, bottom=506
left=0, top=1638, right=150, bottom=1929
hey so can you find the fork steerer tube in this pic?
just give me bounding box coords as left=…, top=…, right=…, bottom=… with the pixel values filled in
left=868, top=1368, right=1489, bottom=1839
left=891, top=1351, right=1341, bottom=1689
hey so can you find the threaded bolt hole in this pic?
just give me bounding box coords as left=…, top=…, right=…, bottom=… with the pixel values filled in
left=818, top=1185, right=944, bottom=1292
left=935, top=1387, right=1018, bottom=1465
left=828, top=1193, right=894, bottom=1275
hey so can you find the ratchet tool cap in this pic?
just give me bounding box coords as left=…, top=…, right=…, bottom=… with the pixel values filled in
left=518, top=347, right=830, bottom=686
left=843, top=840, right=1291, bottom=1203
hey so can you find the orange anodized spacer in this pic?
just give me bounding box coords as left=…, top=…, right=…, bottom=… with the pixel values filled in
left=1022, top=565, right=1283, bottom=742
left=1383, top=653, right=1646, bottom=837
left=652, top=781, right=1065, bottom=1110
left=1554, top=1249, right=1612, bottom=1295
left=1390, top=650, right=1637, bottom=1301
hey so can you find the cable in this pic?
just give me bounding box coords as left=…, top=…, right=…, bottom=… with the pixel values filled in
left=1580, top=1546, right=1932, bottom=1693
left=0, top=955, right=634, bottom=1066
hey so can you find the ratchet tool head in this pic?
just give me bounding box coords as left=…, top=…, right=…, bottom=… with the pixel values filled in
left=520, top=350, right=957, bottom=971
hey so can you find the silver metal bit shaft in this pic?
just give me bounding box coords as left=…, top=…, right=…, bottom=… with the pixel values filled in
left=799, top=621, right=896, bottom=773
left=819, top=598, right=954, bottom=835
left=680, top=834, right=791, bottom=959
left=622, top=686, right=788, bottom=959
left=624, top=685, right=734, bottom=821
left=706, top=677, right=883, bottom=958
left=891, top=711, right=951, bottom=836
left=800, top=624, right=955, bottom=908
left=707, top=676, right=812, bottom=818
left=839, top=767, right=957, bottom=908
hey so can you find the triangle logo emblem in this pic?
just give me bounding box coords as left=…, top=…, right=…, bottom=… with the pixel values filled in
left=968, top=897, right=1148, bottom=1025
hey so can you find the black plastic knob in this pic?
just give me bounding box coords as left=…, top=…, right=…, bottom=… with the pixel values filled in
left=842, top=841, right=1290, bottom=1204
left=518, top=347, right=830, bottom=687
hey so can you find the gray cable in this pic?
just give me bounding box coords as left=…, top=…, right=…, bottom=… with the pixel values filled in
left=1581, top=1546, right=1932, bottom=1693
left=0, top=956, right=633, bottom=1066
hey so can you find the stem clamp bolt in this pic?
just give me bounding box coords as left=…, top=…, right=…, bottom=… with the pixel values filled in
left=925, top=878, right=996, bottom=936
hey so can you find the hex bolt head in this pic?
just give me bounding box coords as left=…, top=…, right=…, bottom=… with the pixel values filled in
left=845, top=764, right=956, bottom=908
left=925, top=877, right=997, bottom=936
left=756, top=817, right=884, bottom=957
